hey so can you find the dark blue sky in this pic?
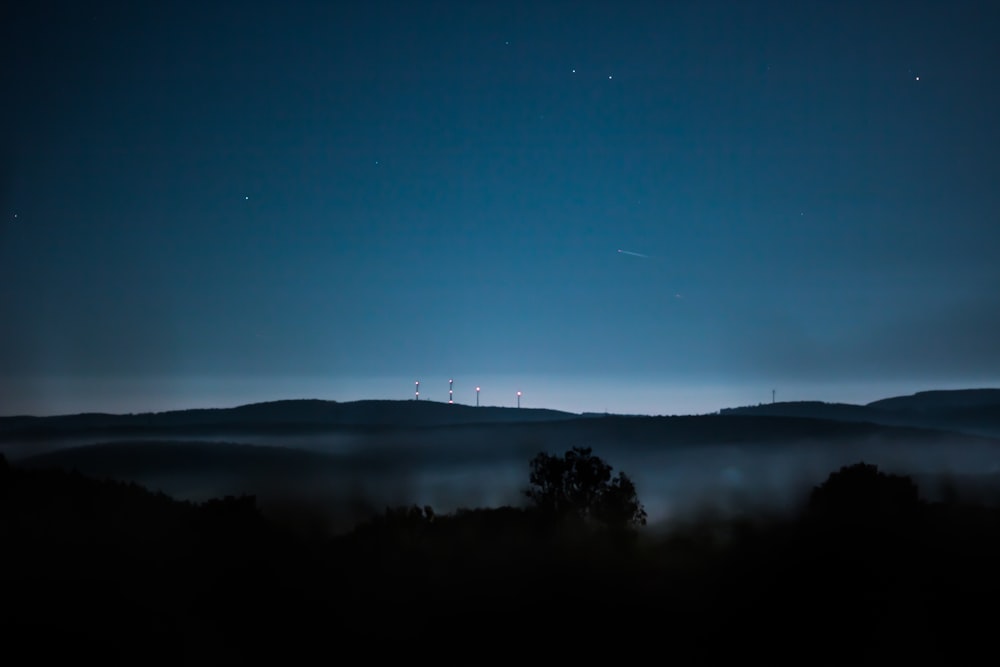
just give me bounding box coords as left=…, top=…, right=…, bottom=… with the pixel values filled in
left=3, top=1, right=998, bottom=415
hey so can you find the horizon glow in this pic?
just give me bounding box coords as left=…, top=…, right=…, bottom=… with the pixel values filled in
left=2, top=374, right=997, bottom=418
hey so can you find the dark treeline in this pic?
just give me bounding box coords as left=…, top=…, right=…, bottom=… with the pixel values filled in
left=3, top=451, right=1000, bottom=664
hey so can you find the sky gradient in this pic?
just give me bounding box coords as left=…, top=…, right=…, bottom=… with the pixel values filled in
left=3, top=1, right=999, bottom=416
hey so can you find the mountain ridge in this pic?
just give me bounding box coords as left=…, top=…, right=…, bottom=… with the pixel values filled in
left=4, top=388, right=1000, bottom=440
left=722, top=388, right=1000, bottom=437
left=0, top=398, right=578, bottom=439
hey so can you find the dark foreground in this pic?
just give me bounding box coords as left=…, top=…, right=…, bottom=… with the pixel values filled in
left=3, top=454, right=999, bottom=665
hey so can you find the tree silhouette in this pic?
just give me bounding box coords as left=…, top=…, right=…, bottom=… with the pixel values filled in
left=808, top=461, right=921, bottom=525
left=525, top=447, right=646, bottom=529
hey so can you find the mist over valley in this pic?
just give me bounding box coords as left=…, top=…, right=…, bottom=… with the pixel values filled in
left=6, top=390, right=1000, bottom=534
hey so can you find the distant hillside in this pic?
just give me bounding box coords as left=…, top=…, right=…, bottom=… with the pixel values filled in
left=14, top=440, right=432, bottom=534
left=19, top=440, right=339, bottom=480
left=0, top=399, right=578, bottom=441
left=867, top=389, right=1000, bottom=411
left=720, top=401, right=887, bottom=423
left=722, top=389, right=1000, bottom=438
left=6, top=388, right=1000, bottom=443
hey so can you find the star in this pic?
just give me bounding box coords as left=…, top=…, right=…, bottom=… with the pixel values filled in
left=244, top=196, right=249, bottom=200
left=608, top=74, right=613, bottom=80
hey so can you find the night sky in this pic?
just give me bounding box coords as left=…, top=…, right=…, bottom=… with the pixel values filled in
left=3, top=1, right=998, bottom=416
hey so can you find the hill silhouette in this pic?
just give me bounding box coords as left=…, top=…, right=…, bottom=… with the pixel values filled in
left=867, top=388, right=1000, bottom=411
left=5, top=388, right=999, bottom=441
left=5, top=392, right=996, bottom=444
left=721, top=388, right=1000, bottom=437
left=0, top=398, right=577, bottom=441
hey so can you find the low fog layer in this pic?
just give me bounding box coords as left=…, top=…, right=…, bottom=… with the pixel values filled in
left=10, top=414, right=1000, bottom=534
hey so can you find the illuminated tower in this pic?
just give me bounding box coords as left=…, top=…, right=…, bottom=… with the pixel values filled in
left=517, top=391, right=521, bottom=408
left=476, top=386, right=480, bottom=407
left=449, top=379, right=454, bottom=404
left=415, top=381, right=420, bottom=401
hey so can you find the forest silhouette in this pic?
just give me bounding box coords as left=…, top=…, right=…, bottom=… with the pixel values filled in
left=4, top=447, right=1000, bottom=664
